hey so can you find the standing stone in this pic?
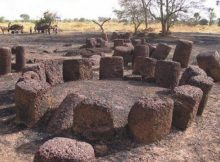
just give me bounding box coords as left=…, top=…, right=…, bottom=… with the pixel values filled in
left=128, top=96, right=174, bottom=144
left=151, top=43, right=172, bottom=60
left=99, top=56, right=124, bottom=80
left=15, top=80, right=51, bottom=127
left=22, top=63, right=46, bottom=82
left=44, top=60, right=64, bottom=86
left=146, top=43, right=156, bottom=57
left=101, top=32, right=108, bottom=41
left=133, top=57, right=157, bottom=79
left=133, top=45, right=150, bottom=65
left=63, top=59, right=93, bottom=82
left=34, top=137, right=95, bottom=162
left=132, top=39, right=142, bottom=46
left=179, top=65, right=207, bottom=85
left=113, top=46, right=133, bottom=66
left=86, top=38, right=97, bottom=48
left=171, top=85, right=203, bottom=130
left=0, top=47, right=11, bottom=75
left=188, top=75, right=214, bottom=116
left=15, top=46, right=26, bottom=71
left=47, top=93, right=85, bottom=134
left=173, top=39, right=193, bottom=68
left=111, top=32, right=119, bottom=41
left=155, top=60, right=181, bottom=89
left=196, top=51, right=220, bottom=81
left=114, top=39, right=124, bottom=48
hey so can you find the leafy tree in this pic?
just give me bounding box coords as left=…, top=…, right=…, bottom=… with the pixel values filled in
left=193, top=12, right=201, bottom=25
left=0, top=16, right=5, bottom=23
left=20, top=14, right=30, bottom=22
left=208, top=8, right=216, bottom=26
left=35, top=11, right=58, bottom=27
left=199, top=19, right=208, bottom=25
left=114, top=0, right=144, bottom=33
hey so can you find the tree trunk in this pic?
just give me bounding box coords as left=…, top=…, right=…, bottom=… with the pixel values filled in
left=141, top=0, right=148, bottom=30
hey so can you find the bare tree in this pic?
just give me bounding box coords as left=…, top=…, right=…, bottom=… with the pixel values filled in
left=140, top=0, right=152, bottom=30
left=92, top=18, right=111, bottom=33
left=208, top=8, right=216, bottom=26
left=114, top=0, right=144, bottom=34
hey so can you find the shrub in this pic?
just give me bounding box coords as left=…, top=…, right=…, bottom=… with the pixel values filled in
left=199, top=19, right=208, bottom=25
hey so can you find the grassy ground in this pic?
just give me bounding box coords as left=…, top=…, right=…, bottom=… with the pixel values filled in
left=0, top=21, right=220, bottom=33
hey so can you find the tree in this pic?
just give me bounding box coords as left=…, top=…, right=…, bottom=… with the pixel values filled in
left=140, top=0, right=152, bottom=30
left=193, top=12, right=201, bottom=25
left=208, top=8, right=216, bottom=26
left=20, top=14, right=30, bottom=22
left=199, top=19, right=208, bottom=25
left=114, top=0, right=144, bottom=33
left=0, top=16, right=4, bottom=23
left=92, top=18, right=111, bottom=33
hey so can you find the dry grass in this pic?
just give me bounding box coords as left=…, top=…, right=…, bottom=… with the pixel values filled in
left=0, top=21, right=220, bottom=33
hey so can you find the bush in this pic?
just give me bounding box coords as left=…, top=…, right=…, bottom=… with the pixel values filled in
left=199, top=19, right=208, bottom=25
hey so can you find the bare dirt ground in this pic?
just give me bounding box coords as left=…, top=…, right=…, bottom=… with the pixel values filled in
left=0, top=32, right=220, bottom=162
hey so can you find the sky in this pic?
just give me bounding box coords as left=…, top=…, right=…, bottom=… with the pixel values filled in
left=0, top=0, right=219, bottom=20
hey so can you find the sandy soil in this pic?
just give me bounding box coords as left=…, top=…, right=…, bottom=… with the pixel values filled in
left=0, top=32, right=220, bottom=162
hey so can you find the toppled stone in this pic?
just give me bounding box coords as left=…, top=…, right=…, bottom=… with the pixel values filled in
left=173, top=39, right=193, bottom=68
left=196, top=51, right=220, bottom=81
left=99, top=56, right=124, bottom=80
left=179, top=65, right=207, bottom=85
left=44, top=60, right=64, bottom=86
left=63, top=59, right=93, bottom=81
left=123, top=74, right=142, bottom=81
left=171, top=85, right=203, bottom=130
left=188, top=75, right=214, bottom=116
left=34, top=137, right=95, bottom=162
left=128, top=96, right=174, bottom=144
left=151, top=43, right=172, bottom=60
left=47, top=93, right=85, bottom=134
left=155, top=60, right=181, bottom=89
left=133, top=57, right=157, bottom=79
left=113, top=46, right=133, bottom=66
left=15, top=80, right=51, bottom=127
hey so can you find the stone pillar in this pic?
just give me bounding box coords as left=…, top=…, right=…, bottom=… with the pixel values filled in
left=0, top=47, right=11, bottom=75
left=15, top=46, right=26, bottom=71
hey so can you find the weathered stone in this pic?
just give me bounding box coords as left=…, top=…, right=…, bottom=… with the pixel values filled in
left=171, top=85, right=203, bottom=130
left=63, top=59, right=93, bottom=81
left=22, top=63, right=46, bottom=82
left=114, top=39, right=124, bottom=48
left=188, top=75, right=214, bottom=116
left=155, top=60, right=181, bottom=89
left=88, top=54, right=101, bottom=67
left=173, top=39, right=193, bottom=68
left=86, top=38, right=97, bottom=48
left=73, top=98, right=115, bottom=140
left=179, top=65, right=207, bottom=85
left=44, top=60, right=64, bottom=86
left=15, top=80, right=51, bottom=127
left=111, top=32, right=119, bottom=40
left=146, top=43, right=156, bottom=57
left=15, top=46, right=26, bottom=71
left=18, top=71, right=41, bottom=83
left=196, top=51, right=220, bottom=81
left=0, top=47, right=11, bottom=75
left=96, top=38, right=109, bottom=48
left=133, top=45, right=150, bottom=64
left=94, top=144, right=109, bottom=156
left=99, top=56, right=124, bottom=80
left=132, top=39, right=142, bottom=46
left=123, top=74, right=142, bottom=81
left=113, top=46, right=133, bottom=66
left=47, top=93, right=85, bottom=134
left=151, top=43, right=172, bottom=60
left=128, top=96, right=174, bottom=144
left=133, top=57, right=157, bottom=79
left=101, top=32, right=108, bottom=41
left=34, top=137, right=95, bottom=162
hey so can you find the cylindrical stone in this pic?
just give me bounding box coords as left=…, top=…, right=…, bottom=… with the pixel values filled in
left=188, top=75, right=214, bottom=116
left=133, top=45, right=150, bottom=65
left=128, top=96, right=174, bottom=144
left=15, top=46, right=26, bottom=71
left=113, top=46, right=133, bottom=66
left=151, top=43, right=172, bottom=60
left=173, top=39, right=193, bottom=68
left=114, top=39, right=124, bottom=48
left=0, top=47, right=11, bottom=75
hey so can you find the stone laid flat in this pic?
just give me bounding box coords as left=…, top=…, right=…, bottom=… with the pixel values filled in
left=188, top=75, right=214, bottom=116
left=47, top=93, right=86, bottom=134
left=171, top=85, right=203, bottom=130
left=197, top=51, right=220, bottom=81
left=128, top=96, right=174, bottom=144
left=34, top=137, right=95, bottom=162
left=173, top=39, right=193, bottom=68
left=151, top=43, right=172, bottom=60
left=179, top=65, right=207, bottom=86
